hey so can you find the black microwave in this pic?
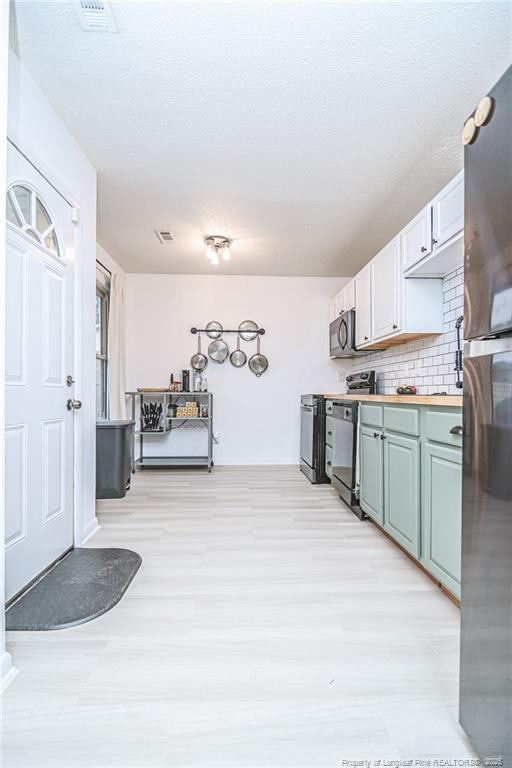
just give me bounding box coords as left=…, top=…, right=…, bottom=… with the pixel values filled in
left=329, top=309, right=360, bottom=358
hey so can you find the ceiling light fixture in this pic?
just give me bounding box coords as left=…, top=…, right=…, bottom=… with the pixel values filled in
left=204, top=235, right=232, bottom=266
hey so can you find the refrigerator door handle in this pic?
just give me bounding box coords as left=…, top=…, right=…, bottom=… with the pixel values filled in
left=465, top=337, right=512, bottom=359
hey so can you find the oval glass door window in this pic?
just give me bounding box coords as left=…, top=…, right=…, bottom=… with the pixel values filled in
left=6, top=184, right=60, bottom=257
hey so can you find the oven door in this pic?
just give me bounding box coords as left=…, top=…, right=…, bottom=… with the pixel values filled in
left=331, top=402, right=357, bottom=491
left=300, top=403, right=316, bottom=475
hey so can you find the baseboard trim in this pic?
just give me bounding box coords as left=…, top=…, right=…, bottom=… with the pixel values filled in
left=213, top=460, right=300, bottom=466
left=78, top=518, right=100, bottom=546
left=0, top=651, right=17, bottom=693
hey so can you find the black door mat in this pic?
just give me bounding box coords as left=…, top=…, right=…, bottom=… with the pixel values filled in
left=6, top=548, right=142, bottom=631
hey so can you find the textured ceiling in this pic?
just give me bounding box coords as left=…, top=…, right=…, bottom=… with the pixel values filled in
left=11, top=1, right=512, bottom=276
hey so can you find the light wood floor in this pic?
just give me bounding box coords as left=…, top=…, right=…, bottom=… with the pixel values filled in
left=2, top=466, right=474, bottom=767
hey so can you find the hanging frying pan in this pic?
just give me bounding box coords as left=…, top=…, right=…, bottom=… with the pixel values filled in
left=205, top=321, right=223, bottom=339
left=248, top=336, right=268, bottom=377
left=230, top=335, right=247, bottom=368
left=208, top=338, right=229, bottom=363
left=190, top=334, right=208, bottom=371
left=238, top=319, right=259, bottom=342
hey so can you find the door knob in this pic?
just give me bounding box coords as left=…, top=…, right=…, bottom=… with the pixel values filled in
left=66, top=399, right=82, bottom=411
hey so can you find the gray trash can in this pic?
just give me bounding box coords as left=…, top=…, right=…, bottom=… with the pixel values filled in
left=96, top=420, right=135, bottom=499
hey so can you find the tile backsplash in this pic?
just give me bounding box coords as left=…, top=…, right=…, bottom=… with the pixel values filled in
left=349, top=266, right=464, bottom=395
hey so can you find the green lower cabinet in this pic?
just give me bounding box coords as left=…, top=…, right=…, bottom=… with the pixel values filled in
left=422, top=442, right=462, bottom=597
left=383, top=432, right=421, bottom=558
left=359, top=426, right=384, bottom=524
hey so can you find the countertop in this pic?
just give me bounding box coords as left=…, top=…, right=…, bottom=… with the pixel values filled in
left=323, top=393, right=463, bottom=407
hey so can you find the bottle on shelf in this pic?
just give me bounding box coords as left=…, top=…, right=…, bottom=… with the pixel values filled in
left=193, top=371, right=202, bottom=392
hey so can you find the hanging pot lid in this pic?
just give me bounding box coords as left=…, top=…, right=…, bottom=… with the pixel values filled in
left=238, top=319, right=259, bottom=342
left=208, top=338, right=229, bottom=363
left=205, top=321, right=223, bottom=339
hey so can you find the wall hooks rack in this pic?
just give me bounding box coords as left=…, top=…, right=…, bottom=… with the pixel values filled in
left=190, top=327, right=266, bottom=335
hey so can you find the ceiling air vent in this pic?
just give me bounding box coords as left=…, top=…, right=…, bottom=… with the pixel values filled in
left=155, top=229, right=175, bottom=245
left=74, top=0, right=118, bottom=32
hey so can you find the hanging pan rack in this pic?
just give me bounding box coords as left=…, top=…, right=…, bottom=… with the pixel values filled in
left=190, top=327, right=265, bottom=336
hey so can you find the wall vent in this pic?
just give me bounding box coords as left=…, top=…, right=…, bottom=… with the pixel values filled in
left=155, top=229, right=175, bottom=245
left=74, top=0, right=118, bottom=32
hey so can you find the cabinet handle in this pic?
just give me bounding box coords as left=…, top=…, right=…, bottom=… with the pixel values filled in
left=373, top=432, right=379, bottom=438
left=327, top=430, right=333, bottom=437
left=380, top=434, right=386, bottom=440
left=327, top=461, right=332, bottom=466
left=364, top=336, right=369, bottom=341
left=392, top=324, right=398, bottom=329
left=450, top=425, right=463, bottom=436
left=421, top=246, right=428, bottom=253
left=432, top=238, right=438, bottom=245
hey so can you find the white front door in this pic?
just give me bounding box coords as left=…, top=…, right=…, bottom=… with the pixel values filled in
left=5, top=143, right=76, bottom=601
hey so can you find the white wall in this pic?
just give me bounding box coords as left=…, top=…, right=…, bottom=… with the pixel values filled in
left=0, top=0, right=16, bottom=693
left=125, top=274, right=349, bottom=464
left=8, top=50, right=98, bottom=545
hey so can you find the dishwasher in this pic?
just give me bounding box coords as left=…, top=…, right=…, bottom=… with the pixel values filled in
left=330, top=371, right=375, bottom=519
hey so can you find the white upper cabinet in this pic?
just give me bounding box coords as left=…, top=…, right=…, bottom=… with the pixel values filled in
left=343, top=279, right=355, bottom=312
left=403, top=171, right=464, bottom=278
left=355, top=266, right=372, bottom=348
left=329, top=279, right=356, bottom=323
left=401, top=206, right=432, bottom=272
left=355, top=236, right=443, bottom=351
left=371, top=236, right=401, bottom=340
left=328, top=170, right=462, bottom=353
left=432, top=170, right=464, bottom=249
left=328, top=297, right=337, bottom=323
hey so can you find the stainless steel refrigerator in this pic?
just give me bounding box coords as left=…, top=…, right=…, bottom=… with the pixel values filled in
left=460, top=64, right=512, bottom=763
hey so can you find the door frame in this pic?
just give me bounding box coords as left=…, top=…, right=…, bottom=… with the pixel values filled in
left=0, top=0, right=16, bottom=692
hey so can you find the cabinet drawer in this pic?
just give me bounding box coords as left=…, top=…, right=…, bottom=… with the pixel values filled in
left=384, top=405, right=420, bottom=437
left=325, top=445, right=333, bottom=479
left=426, top=409, right=463, bottom=446
left=325, top=400, right=334, bottom=416
left=360, top=404, right=383, bottom=428
left=325, top=416, right=335, bottom=448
